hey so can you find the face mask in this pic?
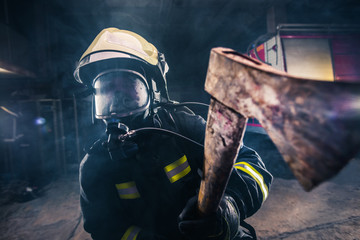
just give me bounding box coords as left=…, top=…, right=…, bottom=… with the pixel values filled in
left=93, top=69, right=150, bottom=119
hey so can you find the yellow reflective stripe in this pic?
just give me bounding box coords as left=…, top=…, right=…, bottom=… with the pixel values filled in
left=164, top=155, right=191, bottom=183
left=169, top=165, right=191, bottom=183
left=164, top=155, right=187, bottom=172
left=116, top=181, right=136, bottom=189
left=121, top=226, right=141, bottom=240
left=234, top=162, right=269, bottom=202
left=117, top=192, right=140, bottom=199
left=115, top=181, right=140, bottom=199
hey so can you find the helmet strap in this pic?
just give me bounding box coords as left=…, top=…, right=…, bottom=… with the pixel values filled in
left=151, top=78, right=161, bottom=104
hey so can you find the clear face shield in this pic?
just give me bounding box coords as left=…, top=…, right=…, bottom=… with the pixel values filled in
left=93, top=69, right=150, bottom=119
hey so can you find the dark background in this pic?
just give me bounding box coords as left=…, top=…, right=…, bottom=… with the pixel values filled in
left=1, top=0, right=360, bottom=102
left=0, top=0, right=359, bottom=187
left=0, top=1, right=360, bottom=239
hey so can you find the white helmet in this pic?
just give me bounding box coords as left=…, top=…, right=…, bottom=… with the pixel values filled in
left=74, top=27, right=170, bottom=119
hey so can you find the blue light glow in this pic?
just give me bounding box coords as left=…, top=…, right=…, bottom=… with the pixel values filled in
left=34, top=117, right=46, bottom=125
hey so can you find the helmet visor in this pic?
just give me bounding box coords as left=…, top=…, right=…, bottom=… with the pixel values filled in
left=93, top=70, right=150, bottom=119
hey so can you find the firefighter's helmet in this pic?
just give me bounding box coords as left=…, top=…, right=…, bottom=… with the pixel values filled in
left=74, top=27, right=170, bottom=119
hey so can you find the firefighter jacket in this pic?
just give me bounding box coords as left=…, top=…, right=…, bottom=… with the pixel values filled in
left=79, top=107, right=273, bottom=240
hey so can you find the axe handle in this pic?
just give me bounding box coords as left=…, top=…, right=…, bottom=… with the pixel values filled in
left=197, top=98, right=247, bottom=216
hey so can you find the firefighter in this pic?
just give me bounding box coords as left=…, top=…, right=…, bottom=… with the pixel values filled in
left=75, top=27, right=272, bottom=240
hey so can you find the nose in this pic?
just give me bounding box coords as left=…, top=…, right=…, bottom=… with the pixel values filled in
left=122, top=96, right=136, bottom=108
left=109, top=92, right=126, bottom=113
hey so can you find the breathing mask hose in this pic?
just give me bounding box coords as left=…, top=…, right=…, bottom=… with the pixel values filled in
left=106, top=101, right=208, bottom=151
left=105, top=123, right=203, bottom=161
left=106, top=121, right=130, bottom=155
left=120, top=127, right=204, bottom=148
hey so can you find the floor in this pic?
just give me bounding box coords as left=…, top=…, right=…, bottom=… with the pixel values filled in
left=247, top=157, right=360, bottom=240
left=0, top=173, right=89, bottom=240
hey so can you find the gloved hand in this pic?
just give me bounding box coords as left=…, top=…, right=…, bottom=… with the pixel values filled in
left=105, top=121, right=139, bottom=161
left=137, top=230, right=168, bottom=240
left=106, top=130, right=139, bottom=161
left=178, top=196, right=228, bottom=240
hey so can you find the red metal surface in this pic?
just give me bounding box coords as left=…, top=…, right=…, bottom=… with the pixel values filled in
left=249, top=44, right=265, bottom=62
left=247, top=117, right=262, bottom=127
left=281, top=35, right=350, bottom=39
left=332, top=38, right=360, bottom=82
left=333, top=55, right=360, bottom=81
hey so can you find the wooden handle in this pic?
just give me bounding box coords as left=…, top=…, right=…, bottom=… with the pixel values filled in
left=197, top=98, right=247, bottom=216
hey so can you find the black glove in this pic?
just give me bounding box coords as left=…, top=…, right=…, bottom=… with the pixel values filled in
left=105, top=122, right=139, bottom=161
left=106, top=130, right=139, bottom=161
left=178, top=196, right=230, bottom=240
left=137, top=230, right=168, bottom=240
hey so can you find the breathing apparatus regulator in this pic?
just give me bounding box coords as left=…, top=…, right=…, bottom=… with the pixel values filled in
left=74, top=28, right=206, bottom=154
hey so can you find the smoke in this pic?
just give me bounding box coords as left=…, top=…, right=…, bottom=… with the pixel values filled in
left=23, top=0, right=360, bottom=102
left=2, top=0, right=360, bottom=177
left=287, top=0, right=360, bottom=24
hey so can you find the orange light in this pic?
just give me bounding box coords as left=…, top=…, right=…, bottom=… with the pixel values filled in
left=0, top=67, right=16, bottom=74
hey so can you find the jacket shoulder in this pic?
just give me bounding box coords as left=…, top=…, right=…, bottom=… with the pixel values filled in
left=80, top=138, right=110, bottom=179
left=169, top=107, right=206, bottom=144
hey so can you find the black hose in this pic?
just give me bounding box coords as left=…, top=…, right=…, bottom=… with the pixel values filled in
left=166, top=102, right=209, bottom=108
left=122, top=127, right=204, bottom=148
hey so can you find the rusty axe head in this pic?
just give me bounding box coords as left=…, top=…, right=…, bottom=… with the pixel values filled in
left=204, top=47, right=360, bottom=191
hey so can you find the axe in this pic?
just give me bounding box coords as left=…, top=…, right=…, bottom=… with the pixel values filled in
left=197, top=47, right=360, bottom=216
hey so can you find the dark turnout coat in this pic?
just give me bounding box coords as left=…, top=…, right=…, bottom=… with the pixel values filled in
left=79, top=108, right=273, bottom=240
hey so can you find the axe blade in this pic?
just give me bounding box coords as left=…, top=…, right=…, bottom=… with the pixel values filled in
left=205, top=47, right=360, bottom=191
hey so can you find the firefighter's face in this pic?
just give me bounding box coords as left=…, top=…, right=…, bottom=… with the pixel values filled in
left=93, top=70, right=150, bottom=119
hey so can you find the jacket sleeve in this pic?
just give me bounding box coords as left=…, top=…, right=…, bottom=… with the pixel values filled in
left=170, top=108, right=206, bottom=144
left=164, top=108, right=272, bottom=239
left=173, top=109, right=273, bottom=235
left=225, top=145, right=273, bottom=220
left=80, top=152, right=131, bottom=240
left=80, top=140, right=168, bottom=240
left=80, top=140, right=159, bottom=240
left=172, top=108, right=272, bottom=214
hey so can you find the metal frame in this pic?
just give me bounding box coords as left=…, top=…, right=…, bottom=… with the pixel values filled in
left=0, top=98, right=81, bottom=176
